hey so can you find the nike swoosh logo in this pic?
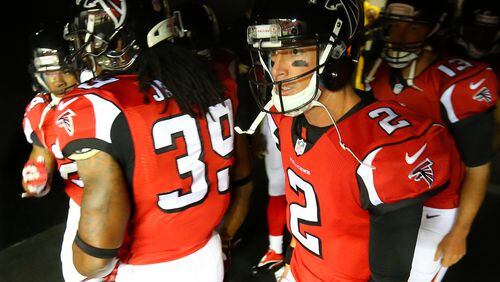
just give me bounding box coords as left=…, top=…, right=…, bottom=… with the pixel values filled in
left=470, top=78, right=485, bottom=90
left=405, top=143, right=427, bottom=165
left=426, top=214, right=440, bottom=219
left=57, top=97, right=78, bottom=111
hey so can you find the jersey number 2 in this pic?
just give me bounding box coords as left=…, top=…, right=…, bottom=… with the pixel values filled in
left=152, top=99, right=234, bottom=213
left=288, top=169, right=322, bottom=257
left=369, top=107, right=410, bottom=135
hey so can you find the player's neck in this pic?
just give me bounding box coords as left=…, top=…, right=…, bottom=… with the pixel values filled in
left=303, top=85, right=360, bottom=127
left=401, top=49, right=438, bottom=79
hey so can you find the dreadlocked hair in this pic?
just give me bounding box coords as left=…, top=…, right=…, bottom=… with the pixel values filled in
left=137, top=43, right=225, bottom=117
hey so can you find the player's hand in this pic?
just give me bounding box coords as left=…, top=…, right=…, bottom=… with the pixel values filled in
left=434, top=228, right=467, bottom=267
left=21, top=156, right=50, bottom=198
left=274, top=264, right=291, bottom=282
left=221, top=237, right=232, bottom=274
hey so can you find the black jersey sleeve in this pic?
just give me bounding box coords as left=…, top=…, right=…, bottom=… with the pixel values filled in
left=449, top=110, right=495, bottom=167
left=369, top=202, right=423, bottom=282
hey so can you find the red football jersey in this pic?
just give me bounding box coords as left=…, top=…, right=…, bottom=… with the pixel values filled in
left=54, top=74, right=238, bottom=264
left=22, top=93, right=84, bottom=204
left=269, top=100, right=463, bottom=281
left=368, top=57, right=498, bottom=125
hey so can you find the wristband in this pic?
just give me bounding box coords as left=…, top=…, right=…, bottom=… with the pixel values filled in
left=230, top=174, right=253, bottom=189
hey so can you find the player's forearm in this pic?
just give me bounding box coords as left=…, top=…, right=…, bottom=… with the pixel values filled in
left=73, top=151, right=130, bottom=277
left=452, top=164, right=490, bottom=234
left=220, top=183, right=253, bottom=239
left=72, top=245, right=116, bottom=278
left=220, top=134, right=254, bottom=239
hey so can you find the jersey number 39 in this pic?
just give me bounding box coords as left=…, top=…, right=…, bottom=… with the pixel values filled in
left=152, top=99, right=234, bottom=213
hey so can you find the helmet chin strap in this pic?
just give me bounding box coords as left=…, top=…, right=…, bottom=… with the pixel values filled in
left=271, top=74, right=321, bottom=117
left=406, top=59, right=423, bottom=92
left=309, top=100, right=375, bottom=170
left=234, top=101, right=273, bottom=135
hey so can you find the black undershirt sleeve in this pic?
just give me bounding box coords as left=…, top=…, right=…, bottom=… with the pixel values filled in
left=31, top=132, right=43, bottom=148
left=234, top=73, right=260, bottom=130
left=449, top=110, right=495, bottom=167
left=109, top=112, right=135, bottom=187
left=369, top=203, right=423, bottom=282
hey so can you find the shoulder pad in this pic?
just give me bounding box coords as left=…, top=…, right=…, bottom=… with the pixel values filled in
left=436, top=58, right=498, bottom=123
left=356, top=123, right=457, bottom=211
left=23, top=93, right=52, bottom=146
left=433, top=57, right=490, bottom=89
left=335, top=101, right=437, bottom=156
left=55, top=93, right=122, bottom=158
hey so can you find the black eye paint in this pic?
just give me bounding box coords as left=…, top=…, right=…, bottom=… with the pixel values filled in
left=292, top=60, right=309, bottom=67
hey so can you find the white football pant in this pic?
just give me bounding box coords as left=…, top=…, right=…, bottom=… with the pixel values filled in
left=409, top=206, right=458, bottom=282
left=60, top=198, right=102, bottom=282
left=263, top=115, right=285, bottom=197
left=115, top=231, right=224, bottom=282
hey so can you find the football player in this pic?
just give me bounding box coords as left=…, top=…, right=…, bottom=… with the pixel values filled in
left=21, top=24, right=104, bottom=282
left=238, top=0, right=464, bottom=281
left=365, top=0, right=498, bottom=279
left=455, top=0, right=499, bottom=63
left=55, top=0, right=244, bottom=281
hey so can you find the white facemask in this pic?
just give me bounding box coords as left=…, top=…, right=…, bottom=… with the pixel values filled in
left=382, top=48, right=420, bottom=69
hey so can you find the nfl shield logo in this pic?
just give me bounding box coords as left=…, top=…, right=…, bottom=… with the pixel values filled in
left=295, top=139, right=307, bottom=156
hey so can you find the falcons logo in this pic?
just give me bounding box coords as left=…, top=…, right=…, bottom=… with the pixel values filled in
left=473, top=87, right=492, bottom=103
left=56, top=109, right=76, bottom=136
left=82, top=0, right=126, bottom=27
left=408, top=158, right=434, bottom=188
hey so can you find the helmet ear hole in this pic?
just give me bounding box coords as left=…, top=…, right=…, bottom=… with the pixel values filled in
left=320, top=52, right=354, bottom=91
left=330, top=42, right=347, bottom=59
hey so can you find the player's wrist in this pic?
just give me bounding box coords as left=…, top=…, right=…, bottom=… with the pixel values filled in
left=450, top=224, right=471, bottom=236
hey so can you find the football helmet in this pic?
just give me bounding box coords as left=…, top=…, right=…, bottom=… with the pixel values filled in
left=64, top=0, right=177, bottom=72
left=29, top=24, right=76, bottom=94
left=173, top=1, right=220, bottom=57
left=457, top=0, right=500, bottom=59
left=379, top=0, right=449, bottom=68
left=247, top=0, right=364, bottom=116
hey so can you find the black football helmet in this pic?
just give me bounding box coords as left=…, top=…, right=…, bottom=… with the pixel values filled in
left=64, top=0, right=177, bottom=72
left=29, top=23, right=76, bottom=93
left=457, top=0, right=499, bottom=59
left=379, top=0, right=450, bottom=68
left=173, top=1, right=220, bottom=57
left=247, top=0, right=364, bottom=116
